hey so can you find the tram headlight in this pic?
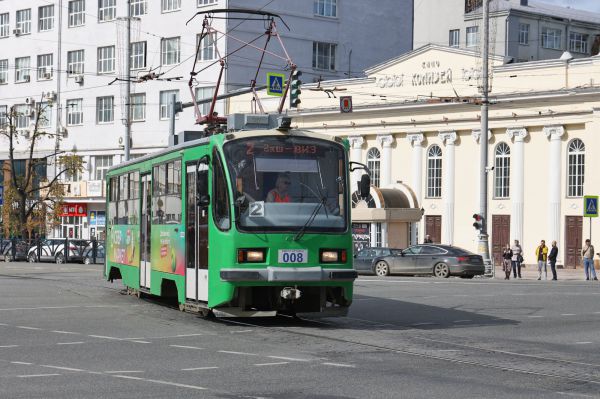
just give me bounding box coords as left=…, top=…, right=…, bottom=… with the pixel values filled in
left=320, top=249, right=347, bottom=263
left=237, top=248, right=266, bottom=263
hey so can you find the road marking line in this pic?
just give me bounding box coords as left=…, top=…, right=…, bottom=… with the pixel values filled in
left=322, top=362, right=355, bottom=368
left=170, top=345, right=204, bottom=350
left=11, top=361, right=32, bottom=365
left=16, top=326, right=41, bottom=330
left=52, top=330, right=79, bottom=335
left=181, top=366, right=219, bottom=371
left=111, top=375, right=206, bottom=390
left=103, top=370, right=145, bottom=374
left=574, top=342, right=593, bottom=345
left=557, top=391, right=598, bottom=398
left=436, top=350, right=461, bottom=352
left=0, top=345, right=19, bottom=348
left=528, top=316, right=544, bottom=318
left=411, top=322, right=436, bottom=326
left=88, top=335, right=122, bottom=340
left=561, top=313, right=576, bottom=316
left=453, top=320, right=472, bottom=323
left=131, top=340, right=151, bottom=344
left=267, top=356, right=311, bottom=362
left=57, top=342, right=85, bottom=345
left=254, top=362, right=289, bottom=367
left=218, top=350, right=257, bottom=356
left=230, top=330, right=253, bottom=333
left=40, top=365, right=84, bottom=372
left=18, top=374, right=61, bottom=378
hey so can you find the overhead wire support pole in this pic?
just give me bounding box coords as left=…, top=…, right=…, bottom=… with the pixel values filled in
left=479, top=0, right=493, bottom=277
left=124, top=0, right=131, bottom=161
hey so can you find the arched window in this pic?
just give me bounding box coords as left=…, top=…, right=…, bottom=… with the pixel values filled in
left=567, top=139, right=585, bottom=197
left=367, top=147, right=381, bottom=187
left=494, top=142, right=510, bottom=198
left=427, top=145, right=442, bottom=198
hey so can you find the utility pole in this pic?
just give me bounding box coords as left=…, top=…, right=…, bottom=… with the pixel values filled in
left=124, top=0, right=131, bottom=161
left=479, top=0, right=493, bottom=276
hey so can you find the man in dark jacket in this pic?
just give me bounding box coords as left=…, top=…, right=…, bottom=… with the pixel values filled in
left=548, top=240, right=558, bottom=280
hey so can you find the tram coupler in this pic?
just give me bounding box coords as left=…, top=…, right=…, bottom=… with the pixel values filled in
left=280, top=287, right=302, bottom=300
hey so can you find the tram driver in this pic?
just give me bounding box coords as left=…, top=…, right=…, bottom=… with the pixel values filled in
left=266, top=172, right=292, bottom=203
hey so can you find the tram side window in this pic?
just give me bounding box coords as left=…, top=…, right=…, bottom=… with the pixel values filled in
left=152, top=160, right=182, bottom=224
left=108, top=177, right=118, bottom=225
left=117, top=174, right=129, bottom=224
left=212, top=151, right=230, bottom=231
left=127, top=171, right=140, bottom=225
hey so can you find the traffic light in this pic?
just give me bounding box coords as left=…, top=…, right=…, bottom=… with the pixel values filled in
left=472, top=213, right=485, bottom=231
left=289, top=69, right=302, bottom=108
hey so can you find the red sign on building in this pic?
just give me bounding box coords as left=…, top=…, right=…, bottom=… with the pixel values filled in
left=60, top=203, right=87, bottom=217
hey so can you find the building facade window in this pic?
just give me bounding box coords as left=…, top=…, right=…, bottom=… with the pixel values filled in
left=0, top=105, right=7, bottom=129
left=38, top=102, right=52, bottom=128
left=14, top=104, right=30, bottom=130
left=94, top=155, right=113, bottom=180
left=0, top=13, right=8, bottom=38
left=197, top=33, right=217, bottom=61
left=37, top=53, right=53, bottom=80
left=15, top=57, right=31, bottom=83
left=449, top=29, right=460, bottom=48
left=518, top=23, right=529, bottom=45
left=68, top=0, right=85, bottom=27
left=130, top=93, right=146, bottom=121
left=427, top=145, right=442, bottom=198
left=96, top=96, right=114, bottom=123
left=366, top=147, right=381, bottom=188
left=0, top=59, right=8, bottom=84
left=161, top=37, right=180, bottom=66
left=195, top=86, right=216, bottom=116
left=466, top=26, right=479, bottom=47
left=494, top=142, right=510, bottom=198
left=314, top=0, right=337, bottom=17
left=38, top=5, right=54, bottom=31
left=198, top=0, right=217, bottom=5
left=162, top=0, right=181, bottom=12
left=97, top=45, right=115, bottom=74
left=130, top=41, right=146, bottom=69
left=130, top=0, right=147, bottom=16
left=66, top=99, right=83, bottom=126
left=569, top=32, right=588, bottom=54
left=567, top=139, right=585, bottom=197
left=541, top=27, right=562, bottom=50
left=159, top=90, right=179, bottom=120
left=16, top=9, right=32, bottom=35
left=98, top=0, right=116, bottom=22
left=67, top=50, right=85, bottom=75
left=312, top=41, right=336, bottom=71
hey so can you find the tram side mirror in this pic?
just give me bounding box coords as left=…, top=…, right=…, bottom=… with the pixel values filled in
left=359, top=174, right=371, bottom=199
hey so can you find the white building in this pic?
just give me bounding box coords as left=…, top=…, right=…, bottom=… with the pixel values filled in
left=0, top=0, right=413, bottom=240
left=414, top=0, right=600, bottom=63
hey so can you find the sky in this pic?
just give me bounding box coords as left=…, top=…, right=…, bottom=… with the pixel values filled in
left=538, top=0, right=600, bottom=12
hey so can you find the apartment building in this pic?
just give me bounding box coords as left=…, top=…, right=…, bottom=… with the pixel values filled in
left=0, top=0, right=413, bottom=239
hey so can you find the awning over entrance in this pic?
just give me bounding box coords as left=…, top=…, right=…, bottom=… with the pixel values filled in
left=351, top=183, right=422, bottom=223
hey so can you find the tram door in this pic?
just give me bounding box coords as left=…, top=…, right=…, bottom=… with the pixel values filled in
left=140, top=173, right=152, bottom=289
left=185, top=162, right=209, bottom=301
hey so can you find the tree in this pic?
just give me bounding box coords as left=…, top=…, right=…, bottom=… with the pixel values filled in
left=0, top=96, right=83, bottom=238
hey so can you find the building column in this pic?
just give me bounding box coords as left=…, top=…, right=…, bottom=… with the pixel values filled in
left=348, top=135, right=364, bottom=193
left=376, top=134, right=394, bottom=187
left=407, top=133, right=424, bottom=245
left=544, top=125, right=564, bottom=257
left=471, top=129, right=492, bottom=210
left=439, top=131, right=457, bottom=245
left=507, top=127, right=528, bottom=244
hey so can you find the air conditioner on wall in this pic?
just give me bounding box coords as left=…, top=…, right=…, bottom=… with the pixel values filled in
left=25, top=97, right=35, bottom=105
left=13, top=28, right=21, bottom=36
left=74, top=75, right=84, bottom=84
left=23, top=75, right=30, bottom=82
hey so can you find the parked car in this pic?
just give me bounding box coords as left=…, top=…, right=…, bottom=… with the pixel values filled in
left=82, top=243, right=105, bottom=265
left=1, top=239, right=30, bottom=262
left=28, top=239, right=70, bottom=264
left=353, top=247, right=403, bottom=275
left=372, top=244, right=485, bottom=278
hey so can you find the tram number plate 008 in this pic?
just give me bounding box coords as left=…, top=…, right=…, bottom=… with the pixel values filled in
left=278, top=250, right=308, bottom=264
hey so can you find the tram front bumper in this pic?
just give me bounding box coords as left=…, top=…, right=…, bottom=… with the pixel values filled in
left=220, top=267, right=357, bottom=282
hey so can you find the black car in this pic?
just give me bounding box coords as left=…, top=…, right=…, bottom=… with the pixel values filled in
left=353, top=247, right=403, bottom=275
left=1, top=239, right=30, bottom=262
left=372, top=244, right=485, bottom=278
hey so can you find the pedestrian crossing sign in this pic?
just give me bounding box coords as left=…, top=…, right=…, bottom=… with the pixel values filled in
left=267, top=73, right=285, bottom=97
left=584, top=195, right=598, bottom=217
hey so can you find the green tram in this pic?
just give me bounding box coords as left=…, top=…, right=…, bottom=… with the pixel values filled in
left=104, top=128, right=365, bottom=317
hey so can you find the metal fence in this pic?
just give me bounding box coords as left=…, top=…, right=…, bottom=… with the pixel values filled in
left=0, top=237, right=105, bottom=264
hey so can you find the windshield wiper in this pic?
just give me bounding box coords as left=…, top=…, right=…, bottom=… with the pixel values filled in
left=293, top=195, right=327, bottom=242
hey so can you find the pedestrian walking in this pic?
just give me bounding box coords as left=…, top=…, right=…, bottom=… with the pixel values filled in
left=423, top=234, right=433, bottom=244
left=536, top=240, right=548, bottom=280
left=548, top=241, right=558, bottom=280
left=581, top=239, right=597, bottom=281
left=502, top=244, right=513, bottom=280
left=511, top=239, right=523, bottom=278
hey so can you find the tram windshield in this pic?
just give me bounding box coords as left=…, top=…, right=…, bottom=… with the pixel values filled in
left=223, top=136, right=347, bottom=233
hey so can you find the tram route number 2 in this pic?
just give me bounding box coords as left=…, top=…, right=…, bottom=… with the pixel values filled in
left=249, top=201, right=265, bottom=217
left=278, top=249, right=308, bottom=264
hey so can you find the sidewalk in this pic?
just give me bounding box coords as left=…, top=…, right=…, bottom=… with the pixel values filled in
left=492, top=265, right=597, bottom=281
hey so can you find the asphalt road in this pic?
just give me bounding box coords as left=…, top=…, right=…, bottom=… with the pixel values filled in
left=1, top=262, right=600, bottom=399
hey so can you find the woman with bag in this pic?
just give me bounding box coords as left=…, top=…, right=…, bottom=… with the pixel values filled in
left=502, top=244, right=513, bottom=280
left=511, top=239, right=523, bottom=279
